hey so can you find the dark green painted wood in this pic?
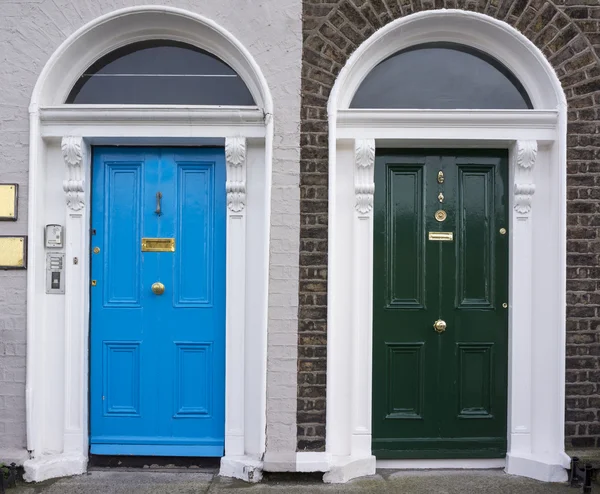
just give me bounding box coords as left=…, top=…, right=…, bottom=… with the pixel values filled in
left=372, top=150, right=508, bottom=459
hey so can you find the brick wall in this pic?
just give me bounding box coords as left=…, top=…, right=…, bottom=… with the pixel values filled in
left=298, top=0, right=600, bottom=451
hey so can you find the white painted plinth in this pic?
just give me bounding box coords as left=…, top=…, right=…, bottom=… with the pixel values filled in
left=219, top=456, right=263, bottom=483
left=323, top=456, right=376, bottom=483
left=24, top=453, right=87, bottom=482
left=506, top=453, right=570, bottom=483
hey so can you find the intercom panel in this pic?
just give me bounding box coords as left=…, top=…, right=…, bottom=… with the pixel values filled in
left=45, top=252, right=65, bottom=294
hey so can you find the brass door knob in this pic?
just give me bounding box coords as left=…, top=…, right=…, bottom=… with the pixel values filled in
left=433, top=319, right=446, bottom=333
left=151, top=282, right=165, bottom=295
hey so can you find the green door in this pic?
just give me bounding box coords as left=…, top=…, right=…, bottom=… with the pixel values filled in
left=372, top=150, right=508, bottom=459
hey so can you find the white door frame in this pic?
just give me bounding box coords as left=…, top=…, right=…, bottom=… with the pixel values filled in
left=24, top=7, right=272, bottom=483
left=323, top=10, right=569, bottom=484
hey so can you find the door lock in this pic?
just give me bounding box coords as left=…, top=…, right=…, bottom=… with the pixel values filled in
left=433, top=319, right=446, bottom=333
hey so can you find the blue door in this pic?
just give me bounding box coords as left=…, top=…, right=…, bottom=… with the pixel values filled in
left=90, top=147, right=226, bottom=456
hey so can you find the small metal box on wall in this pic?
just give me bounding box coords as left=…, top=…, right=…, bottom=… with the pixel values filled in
left=0, top=184, right=18, bottom=221
left=0, top=236, right=27, bottom=269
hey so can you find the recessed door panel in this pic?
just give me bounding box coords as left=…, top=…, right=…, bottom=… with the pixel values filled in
left=174, top=343, right=212, bottom=417
left=386, top=165, right=426, bottom=309
left=174, top=164, right=214, bottom=307
left=373, top=150, right=508, bottom=459
left=385, top=342, right=424, bottom=419
left=457, top=343, right=494, bottom=418
left=103, top=342, right=141, bottom=416
left=90, top=147, right=226, bottom=456
left=104, top=164, right=142, bottom=306
left=456, top=166, right=495, bottom=309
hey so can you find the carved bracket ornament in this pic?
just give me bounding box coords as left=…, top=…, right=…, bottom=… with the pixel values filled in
left=61, top=136, right=85, bottom=211
left=355, top=139, right=375, bottom=215
left=514, top=140, right=537, bottom=215
left=225, top=137, right=247, bottom=213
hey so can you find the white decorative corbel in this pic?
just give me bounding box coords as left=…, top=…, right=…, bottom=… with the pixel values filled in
left=225, top=137, right=247, bottom=213
left=355, top=139, right=375, bottom=215
left=61, top=136, right=85, bottom=211
left=514, top=140, right=537, bottom=215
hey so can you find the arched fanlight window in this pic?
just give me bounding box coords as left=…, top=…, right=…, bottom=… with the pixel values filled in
left=66, top=40, right=255, bottom=105
left=350, top=42, right=532, bottom=110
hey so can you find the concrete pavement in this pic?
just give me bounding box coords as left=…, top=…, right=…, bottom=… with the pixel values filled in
left=10, top=469, right=592, bottom=493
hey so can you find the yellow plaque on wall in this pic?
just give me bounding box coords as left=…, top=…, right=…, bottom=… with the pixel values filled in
left=0, top=184, right=18, bottom=221
left=0, top=236, right=27, bottom=269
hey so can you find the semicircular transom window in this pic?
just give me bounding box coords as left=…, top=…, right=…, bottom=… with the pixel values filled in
left=66, top=40, right=255, bottom=106
left=350, top=42, right=532, bottom=110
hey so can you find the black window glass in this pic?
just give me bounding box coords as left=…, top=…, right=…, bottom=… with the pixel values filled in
left=350, top=43, right=532, bottom=110
left=66, top=40, right=255, bottom=105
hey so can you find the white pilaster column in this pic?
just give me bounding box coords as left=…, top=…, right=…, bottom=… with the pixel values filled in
left=351, top=139, right=375, bottom=457
left=61, top=135, right=90, bottom=462
left=508, top=140, right=537, bottom=460
left=225, top=137, right=247, bottom=456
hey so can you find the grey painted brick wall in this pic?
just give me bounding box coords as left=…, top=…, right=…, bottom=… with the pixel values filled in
left=298, top=0, right=600, bottom=451
left=0, top=0, right=302, bottom=461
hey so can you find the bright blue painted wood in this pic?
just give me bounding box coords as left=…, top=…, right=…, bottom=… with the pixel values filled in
left=90, top=444, right=224, bottom=456
left=90, top=147, right=226, bottom=456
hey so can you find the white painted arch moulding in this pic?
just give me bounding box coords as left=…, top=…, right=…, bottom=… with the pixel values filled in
left=25, top=6, right=274, bottom=484
left=29, top=5, right=273, bottom=113
left=322, top=10, right=569, bottom=484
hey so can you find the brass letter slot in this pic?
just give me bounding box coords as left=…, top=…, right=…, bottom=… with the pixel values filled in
left=428, top=232, right=453, bottom=242
left=141, top=238, right=175, bottom=252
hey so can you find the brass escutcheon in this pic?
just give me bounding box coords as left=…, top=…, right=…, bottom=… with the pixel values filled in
left=438, top=192, right=444, bottom=203
left=433, top=319, right=446, bottom=333
left=435, top=210, right=447, bottom=222
left=93, top=247, right=100, bottom=254
left=151, top=282, right=165, bottom=295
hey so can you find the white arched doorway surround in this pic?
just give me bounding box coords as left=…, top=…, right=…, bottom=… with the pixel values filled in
left=25, top=6, right=272, bottom=483
left=323, top=10, right=568, bottom=484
